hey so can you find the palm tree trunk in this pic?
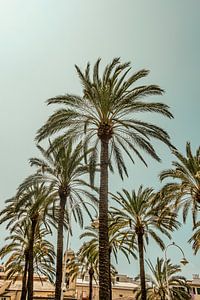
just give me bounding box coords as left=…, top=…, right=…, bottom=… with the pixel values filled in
left=55, top=192, right=67, bottom=300
left=160, top=293, right=165, bottom=300
left=89, top=266, right=94, bottom=300
left=20, top=250, right=29, bottom=300
left=109, top=246, right=112, bottom=300
left=137, top=233, right=146, bottom=300
left=99, top=138, right=110, bottom=300
left=27, top=218, right=37, bottom=300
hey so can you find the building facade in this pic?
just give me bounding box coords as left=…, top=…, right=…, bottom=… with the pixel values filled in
left=187, top=274, right=200, bottom=299
left=75, top=274, right=138, bottom=300
left=0, top=257, right=199, bottom=300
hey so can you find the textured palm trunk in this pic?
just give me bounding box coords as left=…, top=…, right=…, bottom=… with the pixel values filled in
left=27, top=218, right=37, bottom=300
left=20, top=250, right=29, bottom=300
left=55, top=192, right=67, bottom=300
left=137, top=233, right=146, bottom=300
left=160, top=287, right=166, bottom=300
left=89, top=266, right=94, bottom=300
left=160, top=293, right=165, bottom=300
left=109, top=246, right=112, bottom=300
left=99, top=138, right=110, bottom=300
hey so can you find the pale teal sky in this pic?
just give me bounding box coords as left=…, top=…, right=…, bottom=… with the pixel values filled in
left=0, top=0, right=200, bottom=279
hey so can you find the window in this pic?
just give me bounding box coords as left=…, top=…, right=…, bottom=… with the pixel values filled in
left=119, top=295, right=123, bottom=298
left=65, top=272, right=69, bottom=288
left=197, top=287, right=200, bottom=294
left=116, top=277, right=119, bottom=282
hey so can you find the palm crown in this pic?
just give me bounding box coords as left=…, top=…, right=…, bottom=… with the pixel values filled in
left=160, top=142, right=200, bottom=225
left=18, top=141, right=98, bottom=225
left=80, top=220, right=137, bottom=265
left=36, top=58, right=173, bottom=178
left=110, top=186, right=180, bottom=248
left=0, top=225, right=55, bottom=282
left=136, top=258, right=191, bottom=300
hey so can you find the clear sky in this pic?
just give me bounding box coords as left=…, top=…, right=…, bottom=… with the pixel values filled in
left=0, top=0, right=200, bottom=279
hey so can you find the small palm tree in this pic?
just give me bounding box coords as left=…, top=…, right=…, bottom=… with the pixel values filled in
left=111, top=186, right=180, bottom=300
left=18, top=141, right=98, bottom=300
left=0, top=224, right=55, bottom=300
left=160, top=142, right=200, bottom=225
left=67, top=243, right=99, bottom=300
left=0, top=183, right=56, bottom=300
left=15, top=183, right=56, bottom=300
left=80, top=221, right=137, bottom=300
left=36, top=58, right=174, bottom=300
left=135, top=258, right=191, bottom=300
left=0, top=197, right=28, bottom=299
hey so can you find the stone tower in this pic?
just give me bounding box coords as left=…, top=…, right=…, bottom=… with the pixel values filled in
left=63, top=248, right=77, bottom=299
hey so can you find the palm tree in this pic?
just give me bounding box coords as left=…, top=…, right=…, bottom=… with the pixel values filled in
left=0, top=184, right=56, bottom=300
left=79, top=244, right=99, bottom=300
left=14, top=183, right=56, bottom=300
left=18, top=141, right=98, bottom=300
left=0, top=197, right=28, bottom=299
left=110, top=186, right=180, bottom=300
left=79, top=221, right=137, bottom=300
left=135, top=258, right=191, bottom=300
left=160, top=142, right=200, bottom=225
left=0, top=223, right=55, bottom=300
left=36, top=58, right=174, bottom=300
left=67, top=243, right=99, bottom=300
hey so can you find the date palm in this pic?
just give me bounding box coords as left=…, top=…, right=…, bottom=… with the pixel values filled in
left=15, top=183, right=56, bottom=300
left=36, top=58, right=173, bottom=300
left=0, top=223, right=55, bottom=300
left=18, top=141, right=98, bottom=300
left=80, top=222, right=137, bottom=300
left=160, top=142, right=200, bottom=225
left=135, top=258, right=190, bottom=300
left=0, top=183, right=56, bottom=300
left=67, top=243, right=99, bottom=300
left=111, top=186, right=180, bottom=300
left=15, top=183, right=55, bottom=300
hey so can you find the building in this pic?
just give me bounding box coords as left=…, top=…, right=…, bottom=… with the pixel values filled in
left=64, top=249, right=139, bottom=300
left=0, top=254, right=199, bottom=300
left=0, top=259, right=138, bottom=300
left=187, top=274, right=200, bottom=299
left=0, top=264, right=55, bottom=299
left=75, top=274, right=138, bottom=300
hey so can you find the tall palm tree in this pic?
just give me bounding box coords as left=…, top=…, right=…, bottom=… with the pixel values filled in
left=18, top=141, right=98, bottom=300
left=110, top=186, right=180, bottom=300
left=135, top=258, right=191, bottom=300
left=36, top=58, right=174, bottom=300
left=160, top=142, right=200, bottom=225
